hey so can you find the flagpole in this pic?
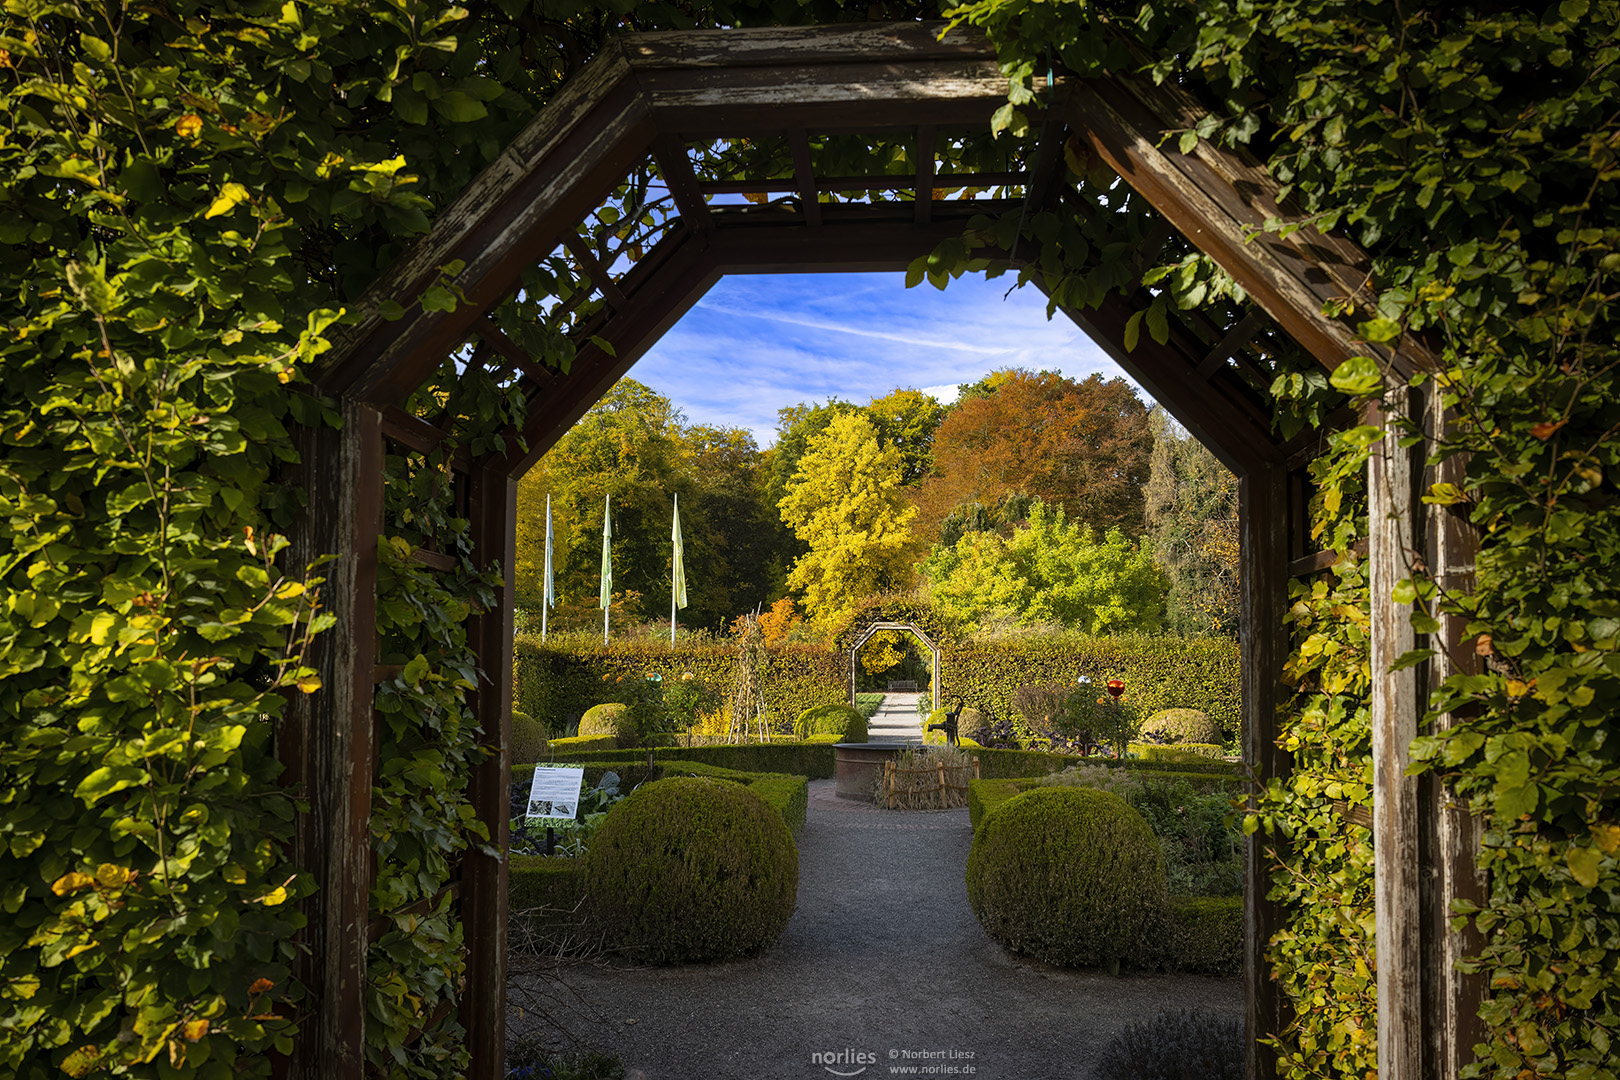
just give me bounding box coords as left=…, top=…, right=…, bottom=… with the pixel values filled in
left=542, top=494, right=552, bottom=642
left=600, top=494, right=612, bottom=646
left=671, top=493, right=678, bottom=648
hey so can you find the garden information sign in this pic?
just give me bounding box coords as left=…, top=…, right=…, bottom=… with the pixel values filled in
left=525, top=764, right=586, bottom=821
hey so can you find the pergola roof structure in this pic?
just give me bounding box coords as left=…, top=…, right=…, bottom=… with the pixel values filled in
left=287, top=22, right=1472, bottom=1080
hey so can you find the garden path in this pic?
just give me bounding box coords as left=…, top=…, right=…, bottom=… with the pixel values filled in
left=866, top=692, right=926, bottom=742
left=507, top=779, right=1242, bottom=1079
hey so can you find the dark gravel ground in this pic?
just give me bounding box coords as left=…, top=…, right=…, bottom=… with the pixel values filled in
left=508, top=779, right=1243, bottom=1080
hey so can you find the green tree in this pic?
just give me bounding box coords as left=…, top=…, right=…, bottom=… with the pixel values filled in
left=866, top=388, right=945, bottom=485
left=1143, top=408, right=1239, bottom=637
left=922, top=499, right=1166, bottom=635
left=516, top=381, right=783, bottom=631
left=778, top=412, right=920, bottom=630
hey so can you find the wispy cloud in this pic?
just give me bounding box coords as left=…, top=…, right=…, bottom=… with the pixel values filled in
left=627, top=271, right=1137, bottom=445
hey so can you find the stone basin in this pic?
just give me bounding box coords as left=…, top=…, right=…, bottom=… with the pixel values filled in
left=833, top=741, right=915, bottom=800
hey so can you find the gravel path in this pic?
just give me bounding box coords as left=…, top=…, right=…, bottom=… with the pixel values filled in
left=508, top=779, right=1242, bottom=1079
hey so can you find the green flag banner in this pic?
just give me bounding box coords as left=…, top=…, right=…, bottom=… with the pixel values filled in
left=598, top=494, right=612, bottom=610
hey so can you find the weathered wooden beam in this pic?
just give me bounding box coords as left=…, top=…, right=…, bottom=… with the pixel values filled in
left=318, top=39, right=648, bottom=402
left=1064, top=75, right=1440, bottom=379
left=1421, top=398, right=1486, bottom=1080
left=562, top=233, right=630, bottom=309
left=461, top=463, right=516, bottom=1080
left=474, top=316, right=558, bottom=389
left=694, top=169, right=1024, bottom=194
left=790, top=129, right=822, bottom=228
left=914, top=124, right=936, bottom=225
left=1196, top=310, right=1267, bottom=379
left=650, top=134, right=715, bottom=232
left=1370, top=388, right=1423, bottom=1080
left=1240, top=460, right=1292, bottom=1080
left=617, top=21, right=993, bottom=68
left=283, top=400, right=383, bottom=1080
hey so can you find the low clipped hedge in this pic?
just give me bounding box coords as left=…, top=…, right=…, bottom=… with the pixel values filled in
left=540, top=733, right=618, bottom=754
left=585, top=777, right=799, bottom=963
left=966, top=787, right=1168, bottom=970
left=970, top=746, right=1241, bottom=783
left=793, top=703, right=867, bottom=742
left=545, top=741, right=836, bottom=780
left=967, top=772, right=1242, bottom=832
left=1165, top=896, right=1243, bottom=975
left=1139, top=708, right=1225, bottom=746
left=1128, top=743, right=1230, bottom=764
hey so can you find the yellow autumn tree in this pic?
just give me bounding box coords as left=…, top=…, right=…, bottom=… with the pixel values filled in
left=777, top=412, right=919, bottom=631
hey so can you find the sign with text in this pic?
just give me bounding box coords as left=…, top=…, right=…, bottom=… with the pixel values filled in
left=525, top=764, right=586, bottom=822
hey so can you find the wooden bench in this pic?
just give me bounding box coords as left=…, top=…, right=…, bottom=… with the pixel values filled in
left=886, top=680, right=919, bottom=692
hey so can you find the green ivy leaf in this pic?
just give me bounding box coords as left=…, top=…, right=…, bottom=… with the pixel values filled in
left=1329, top=355, right=1383, bottom=396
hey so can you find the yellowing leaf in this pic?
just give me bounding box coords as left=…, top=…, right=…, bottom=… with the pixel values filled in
left=60, top=1046, right=102, bottom=1078
left=204, top=182, right=250, bottom=219
left=1567, top=845, right=1602, bottom=887
left=1592, top=823, right=1620, bottom=854
left=256, top=886, right=288, bottom=905
left=51, top=871, right=94, bottom=896
left=94, top=864, right=132, bottom=889
left=175, top=114, right=203, bottom=138
left=182, top=1019, right=210, bottom=1042
left=296, top=674, right=322, bottom=694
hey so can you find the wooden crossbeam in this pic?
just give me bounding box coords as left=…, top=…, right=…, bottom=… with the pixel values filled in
left=474, top=316, right=558, bottom=387
left=562, top=233, right=630, bottom=309
left=1196, top=310, right=1267, bottom=379
left=914, top=124, right=936, bottom=225
left=650, top=133, right=714, bottom=231
left=695, top=170, right=1024, bottom=194
left=790, top=129, right=822, bottom=228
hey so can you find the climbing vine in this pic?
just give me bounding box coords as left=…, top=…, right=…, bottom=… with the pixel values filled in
left=938, top=1, right=1620, bottom=1076
left=5, top=0, right=1616, bottom=1077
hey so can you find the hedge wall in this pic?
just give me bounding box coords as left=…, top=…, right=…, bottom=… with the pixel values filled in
left=944, top=634, right=1241, bottom=740
left=516, top=632, right=1241, bottom=743
left=513, top=636, right=844, bottom=735
left=540, top=742, right=837, bottom=781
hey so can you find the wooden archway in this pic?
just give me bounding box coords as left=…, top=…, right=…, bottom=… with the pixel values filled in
left=847, top=621, right=942, bottom=712
left=290, top=22, right=1475, bottom=1080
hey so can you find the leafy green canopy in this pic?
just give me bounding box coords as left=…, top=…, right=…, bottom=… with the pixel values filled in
left=929, top=0, right=1619, bottom=1076
left=922, top=497, right=1166, bottom=635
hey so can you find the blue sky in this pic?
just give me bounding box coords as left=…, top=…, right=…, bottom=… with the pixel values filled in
left=626, top=271, right=1137, bottom=446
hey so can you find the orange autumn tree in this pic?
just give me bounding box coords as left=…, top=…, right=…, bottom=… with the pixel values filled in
left=918, top=369, right=1153, bottom=541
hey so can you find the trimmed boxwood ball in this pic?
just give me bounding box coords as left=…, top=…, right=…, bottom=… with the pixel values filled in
left=793, top=703, right=866, bottom=742
left=1139, top=708, right=1224, bottom=746
left=511, top=710, right=548, bottom=764
left=966, top=786, right=1167, bottom=970
left=578, top=702, right=627, bottom=739
left=584, top=777, right=799, bottom=963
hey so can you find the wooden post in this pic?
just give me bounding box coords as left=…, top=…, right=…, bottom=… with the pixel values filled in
left=1239, top=460, right=1290, bottom=1080
left=1421, top=397, right=1486, bottom=1079
left=1370, top=388, right=1423, bottom=1080
left=282, top=399, right=383, bottom=1080
left=462, top=464, right=517, bottom=1080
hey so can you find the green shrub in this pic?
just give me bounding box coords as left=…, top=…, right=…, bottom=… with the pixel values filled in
left=579, top=703, right=628, bottom=739
left=512, top=710, right=550, bottom=764
left=966, top=786, right=1167, bottom=970
left=585, top=777, right=799, bottom=963
left=1164, top=897, right=1243, bottom=975
left=1128, top=742, right=1229, bottom=763
left=1139, top=709, right=1224, bottom=746
left=793, top=703, right=867, bottom=742
left=544, top=734, right=618, bottom=755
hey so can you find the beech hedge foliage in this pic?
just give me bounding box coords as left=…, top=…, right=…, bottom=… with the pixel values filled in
left=6, top=0, right=1614, bottom=1076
